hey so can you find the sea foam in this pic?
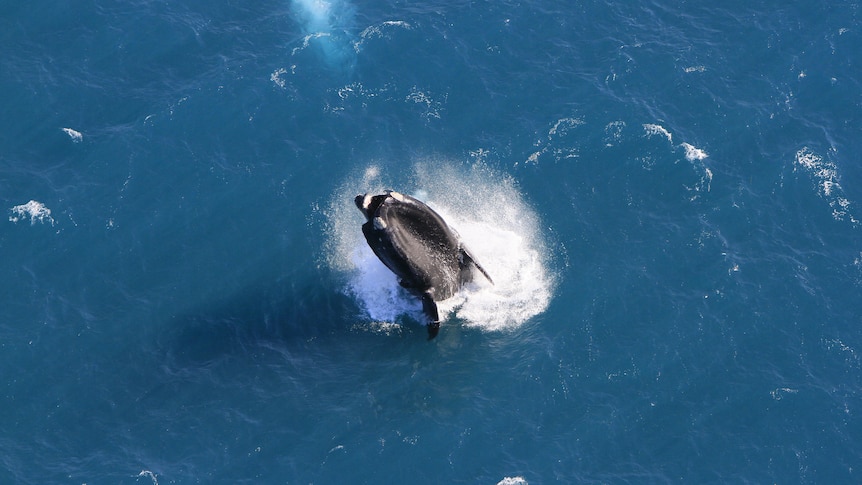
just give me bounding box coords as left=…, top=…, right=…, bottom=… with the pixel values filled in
left=9, top=200, right=55, bottom=225
left=794, top=147, right=856, bottom=222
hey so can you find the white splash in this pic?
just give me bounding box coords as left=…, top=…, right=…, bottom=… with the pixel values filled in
left=291, top=0, right=338, bottom=33
left=289, top=0, right=357, bottom=68
left=9, top=200, right=55, bottom=225
left=61, top=127, right=83, bottom=142
left=323, top=162, right=555, bottom=333
left=353, top=320, right=403, bottom=336
left=347, top=246, right=422, bottom=322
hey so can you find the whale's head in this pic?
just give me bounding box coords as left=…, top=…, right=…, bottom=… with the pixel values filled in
left=355, top=193, right=372, bottom=220
left=355, top=192, right=397, bottom=221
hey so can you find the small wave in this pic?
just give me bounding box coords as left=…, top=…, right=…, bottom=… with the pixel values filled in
left=681, top=143, right=711, bottom=194
left=642, top=125, right=712, bottom=194
left=137, top=470, right=159, bottom=485
left=354, top=20, right=413, bottom=53
left=322, top=161, right=555, bottom=333
left=548, top=117, right=585, bottom=137
left=405, top=86, right=446, bottom=121
left=603, top=120, right=626, bottom=146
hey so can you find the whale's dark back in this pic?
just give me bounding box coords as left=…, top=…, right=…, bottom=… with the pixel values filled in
left=360, top=192, right=464, bottom=300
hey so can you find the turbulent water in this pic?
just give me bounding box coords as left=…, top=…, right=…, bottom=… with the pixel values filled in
left=2, top=0, right=861, bottom=483
left=326, top=163, right=553, bottom=333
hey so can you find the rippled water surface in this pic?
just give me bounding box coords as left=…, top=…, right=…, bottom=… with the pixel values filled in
left=2, top=1, right=860, bottom=483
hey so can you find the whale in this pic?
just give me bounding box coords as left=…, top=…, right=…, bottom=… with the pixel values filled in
left=355, top=190, right=493, bottom=338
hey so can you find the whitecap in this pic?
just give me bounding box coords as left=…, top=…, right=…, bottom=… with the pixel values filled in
left=497, top=477, right=528, bottom=485
left=794, top=147, right=856, bottom=222
left=291, top=31, right=331, bottom=56
left=681, top=142, right=708, bottom=161
left=643, top=123, right=673, bottom=143
left=61, top=127, right=83, bottom=142
left=9, top=200, right=55, bottom=226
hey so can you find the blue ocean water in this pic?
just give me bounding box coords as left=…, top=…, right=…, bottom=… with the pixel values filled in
left=2, top=0, right=861, bottom=483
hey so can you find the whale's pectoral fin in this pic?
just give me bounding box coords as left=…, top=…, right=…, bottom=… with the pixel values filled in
left=460, top=247, right=494, bottom=285
left=421, top=292, right=439, bottom=321
left=427, top=321, right=440, bottom=340
left=421, top=292, right=440, bottom=340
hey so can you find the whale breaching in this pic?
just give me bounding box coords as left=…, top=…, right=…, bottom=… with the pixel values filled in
left=355, top=190, right=494, bottom=338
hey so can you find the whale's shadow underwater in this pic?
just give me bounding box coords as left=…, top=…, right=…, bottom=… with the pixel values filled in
left=355, top=190, right=493, bottom=339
